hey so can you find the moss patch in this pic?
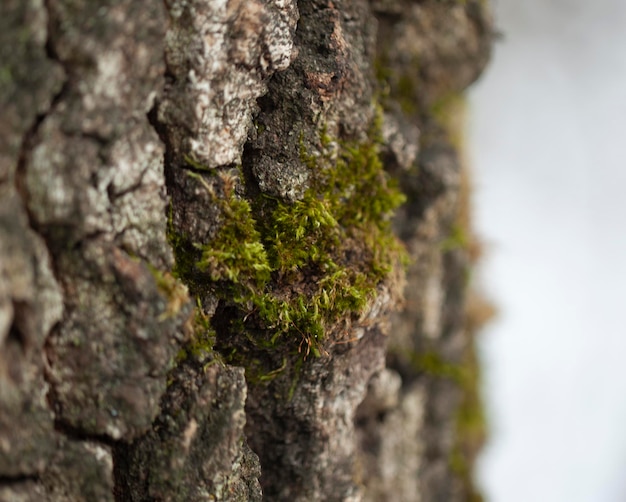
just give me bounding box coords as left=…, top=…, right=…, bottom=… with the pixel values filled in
left=403, top=345, right=486, bottom=502
left=175, top=297, right=218, bottom=364
left=448, top=335, right=487, bottom=502
left=147, top=264, right=189, bottom=320
left=169, top=117, right=406, bottom=370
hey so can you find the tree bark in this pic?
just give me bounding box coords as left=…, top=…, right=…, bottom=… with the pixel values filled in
left=0, top=1, right=492, bottom=501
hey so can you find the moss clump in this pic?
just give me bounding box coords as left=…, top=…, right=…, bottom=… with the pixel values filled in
left=183, top=154, right=214, bottom=172
left=170, top=116, right=406, bottom=364
left=430, top=93, right=467, bottom=149
left=253, top=124, right=405, bottom=356
left=440, top=223, right=469, bottom=252
left=411, top=351, right=464, bottom=380
left=146, top=264, right=189, bottom=320
left=447, top=328, right=488, bottom=502
left=175, top=297, right=218, bottom=364
left=402, top=345, right=486, bottom=501
left=193, top=175, right=271, bottom=297
left=168, top=171, right=270, bottom=301
left=374, top=49, right=421, bottom=116
left=396, top=74, right=418, bottom=115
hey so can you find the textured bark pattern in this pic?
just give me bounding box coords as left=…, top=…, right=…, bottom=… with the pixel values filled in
left=237, top=3, right=393, bottom=501
left=158, top=0, right=298, bottom=169
left=114, top=364, right=261, bottom=501
left=0, top=0, right=492, bottom=501
left=26, top=0, right=183, bottom=442
left=357, top=2, right=492, bottom=500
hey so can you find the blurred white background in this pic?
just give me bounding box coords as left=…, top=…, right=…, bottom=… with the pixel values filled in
left=468, top=0, right=626, bottom=501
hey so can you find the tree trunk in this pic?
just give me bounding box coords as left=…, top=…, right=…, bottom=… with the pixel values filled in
left=0, top=1, right=492, bottom=501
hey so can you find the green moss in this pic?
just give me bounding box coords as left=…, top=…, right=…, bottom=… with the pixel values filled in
left=261, top=194, right=338, bottom=274
left=404, top=343, right=486, bottom=499
left=167, top=203, right=201, bottom=292
left=440, top=223, right=468, bottom=252
left=183, top=154, right=214, bottom=172
left=175, top=297, right=218, bottom=364
left=146, top=263, right=189, bottom=320
left=249, top=122, right=405, bottom=356
left=449, top=337, right=487, bottom=502
left=397, top=74, right=417, bottom=115
left=167, top=172, right=269, bottom=300
left=428, top=92, right=467, bottom=150
left=169, top=113, right=406, bottom=367
left=374, top=48, right=421, bottom=116
left=411, top=351, right=463, bottom=380
left=254, top=120, right=266, bottom=135
left=0, top=65, right=12, bottom=87
left=399, top=343, right=485, bottom=500
left=194, top=179, right=271, bottom=297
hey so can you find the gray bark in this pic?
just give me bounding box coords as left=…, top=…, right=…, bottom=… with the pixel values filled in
left=0, top=0, right=492, bottom=501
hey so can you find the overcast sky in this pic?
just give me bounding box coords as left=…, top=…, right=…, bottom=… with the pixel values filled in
left=468, top=1, right=626, bottom=501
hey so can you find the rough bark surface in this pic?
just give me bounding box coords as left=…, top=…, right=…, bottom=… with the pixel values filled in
left=0, top=0, right=492, bottom=501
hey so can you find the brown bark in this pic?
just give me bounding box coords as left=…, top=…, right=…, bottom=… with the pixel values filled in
left=0, top=0, right=492, bottom=500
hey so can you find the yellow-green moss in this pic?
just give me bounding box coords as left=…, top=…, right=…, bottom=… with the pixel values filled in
left=193, top=175, right=271, bottom=298
left=169, top=115, right=406, bottom=365
left=175, top=297, right=218, bottom=364
left=374, top=50, right=420, bottom=116
left=440, top=223, right=469, bottom=252
left=430, top=93, right=467, bottom=149
left=183, top=154, right=214, bottom=172
left=397, top=74, right=418, bottom=115
left=402, top=344, right=486, bottom=500
left=250, top=122, right=406, bottom=356
left=449, top=336, right=487, bottom=502
left=411, top=351, right=463, bottom=380
left=146, top=263, right=189, bottom=320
